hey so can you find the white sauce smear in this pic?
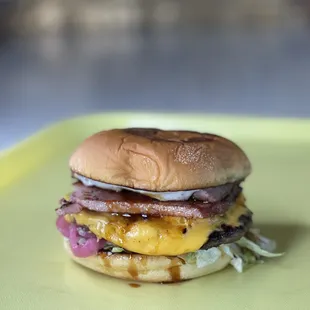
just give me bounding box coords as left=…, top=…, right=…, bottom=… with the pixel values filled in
left=74, top=173, right=200, bottom=201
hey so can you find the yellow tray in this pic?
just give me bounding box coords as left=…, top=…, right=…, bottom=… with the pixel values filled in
left=1, top=113, right=310, bottom=310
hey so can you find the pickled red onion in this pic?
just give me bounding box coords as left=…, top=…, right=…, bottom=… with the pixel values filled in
left=56, top=216, right=107, bottom=257
left=56, top=215, right=70, bottom=238
left=69, top=224, right=99, bottom=257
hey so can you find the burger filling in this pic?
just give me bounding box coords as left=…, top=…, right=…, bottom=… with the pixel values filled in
left=73, top=173, right=241, bottom=202
left=56, top=180, right=283, bottom=273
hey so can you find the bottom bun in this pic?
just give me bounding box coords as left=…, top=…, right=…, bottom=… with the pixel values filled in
left=64, top=238, right=231, bottom=282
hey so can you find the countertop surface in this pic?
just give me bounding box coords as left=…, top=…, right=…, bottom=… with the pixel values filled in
left=1, top=27, right=310, bottom=150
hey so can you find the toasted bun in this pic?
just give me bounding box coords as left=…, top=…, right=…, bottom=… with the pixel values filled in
left=70, top=128, right=251, bottom=191
left=64, top=239, right=231, bottom=282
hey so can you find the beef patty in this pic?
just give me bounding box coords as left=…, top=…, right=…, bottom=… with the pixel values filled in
left=201, top=214, right=252, bottom=250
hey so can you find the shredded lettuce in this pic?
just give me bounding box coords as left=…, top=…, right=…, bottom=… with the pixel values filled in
left=103, top=243, right=114, bottom=251
left=246, top=228, right=277, bottom=252
left=180, top=229, right=284, bottom=273
left=230, top=257, right=244, bottom=273
left=196, top=248, right=222, bottom=268
left=111, top=247, right=125, bottom=253
left=103, top=242, right=126, bottom=253
left=221, top=244, right=244, bottom=273
left=236, top=237, right=283, bottom=258
left=183, top=252, right=196, bottom=265
left=182, top=248, right=222, bottom=268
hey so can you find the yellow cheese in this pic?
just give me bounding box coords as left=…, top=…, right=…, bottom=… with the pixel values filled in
left=64, top=194, right=249, bottom=256
left=63, top=193, right=71, bottom=201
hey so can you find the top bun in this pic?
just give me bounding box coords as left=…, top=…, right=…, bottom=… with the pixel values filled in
left=69, top=128, right=251, bottom=191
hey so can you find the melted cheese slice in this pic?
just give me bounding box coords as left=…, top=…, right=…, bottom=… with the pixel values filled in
left=64, top=195, right=249, bottom=256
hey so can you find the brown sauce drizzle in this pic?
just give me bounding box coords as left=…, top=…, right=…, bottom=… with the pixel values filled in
left=104, top=257, right=111, bottom=268
left=129, top=283, right=141, bottom=288
left=169, top=266, right=181, bottom=282
left=140, top=255, right=147, bottom=268
left=128, top=255, right=138, bottom=279
left=99, top=252, right=112, bottom=268
left=168, top=257, right=182, bottom=282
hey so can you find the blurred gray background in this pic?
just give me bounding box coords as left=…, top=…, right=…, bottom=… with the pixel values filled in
left=1, top=0, right=310, bottom=149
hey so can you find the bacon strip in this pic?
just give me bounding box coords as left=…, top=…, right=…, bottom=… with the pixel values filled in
left=56, top=182, right=242, bottom=218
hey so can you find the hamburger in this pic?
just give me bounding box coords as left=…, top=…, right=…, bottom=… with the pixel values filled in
left=56, top=128, right=282, bottom=282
